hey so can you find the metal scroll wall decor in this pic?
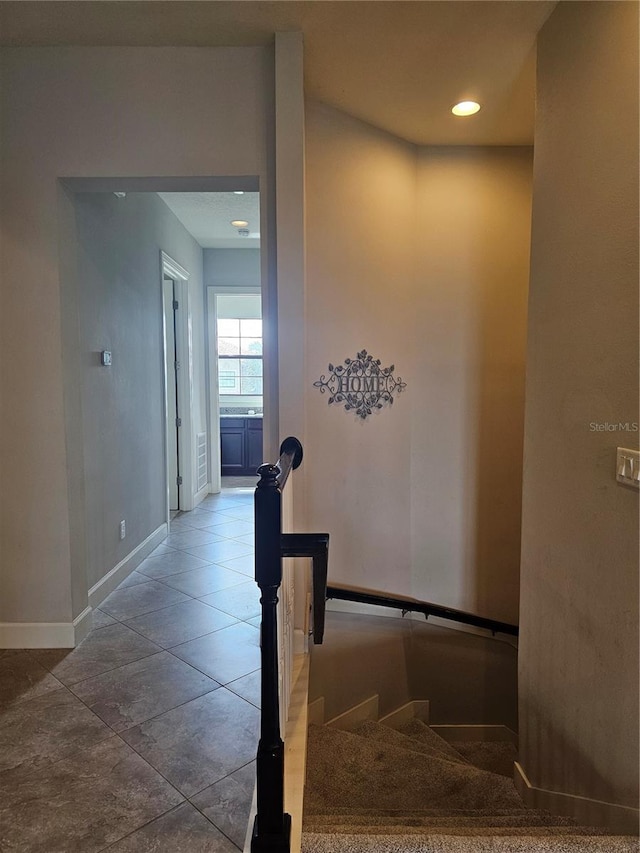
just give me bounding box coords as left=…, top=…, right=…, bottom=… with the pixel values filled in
left=313, top=349, right=407, bottom=420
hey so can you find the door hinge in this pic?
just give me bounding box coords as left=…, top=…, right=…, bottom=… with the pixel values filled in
left=177, top=475, right=183, bottom=486
left=174, top=360, right=181, bottom=371
left=173, top=300, right=179, bottom=311
left=175, top=417, right=182, bottom=427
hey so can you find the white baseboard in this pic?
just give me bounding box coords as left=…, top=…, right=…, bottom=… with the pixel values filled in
left=0, top=604, right=93, bottom=649
left=379, top=700, right=430, bottom=729
left=193, top=483, right=211, bottom=508
left=243, top=783, right=257, bottom=853
left=0, top=527, right=167, bottom=650
left=308, top=696, right=325, bottom=726
left=327, top=694, right=379, bottom=731
left=293, top=628, right=307, bottom=655
left=73, top=605, right=93, bottom=645
left=432, top=724, right=518, bottom=744
left=514, top=761, right=640, bottom=835
left=88, top=523, right=168, bottom=610
left=0, top=620, right=75, bottom=648
left=314, top=697, right=430, bottom=731
left=285, top=654, right=311, bottom=853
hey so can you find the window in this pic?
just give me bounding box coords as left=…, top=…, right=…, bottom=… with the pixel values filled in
left=217, top=318, right=263, bottom=395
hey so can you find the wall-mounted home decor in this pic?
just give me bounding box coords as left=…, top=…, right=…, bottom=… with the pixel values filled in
left=313, top=349, right=407, bottom=420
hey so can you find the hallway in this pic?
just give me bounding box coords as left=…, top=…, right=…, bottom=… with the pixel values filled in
left=0, top=482, right=260, bottom=852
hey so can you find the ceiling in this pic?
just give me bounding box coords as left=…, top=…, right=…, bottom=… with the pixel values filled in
left=158, top=192, right=261, bottom=248
left=0, top=1, right=557, bottom=145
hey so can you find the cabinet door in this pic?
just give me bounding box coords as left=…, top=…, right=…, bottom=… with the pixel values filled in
left=221, top=417, right=245, bottom=429
left=220, top=429, right=246, bottom=474
left=246, top=421, right=264, bottom=472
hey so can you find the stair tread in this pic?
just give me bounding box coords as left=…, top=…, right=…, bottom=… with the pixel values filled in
left=305, top=813, right=577, bottom=829
left=353, top=720, right=471, bottom=766
left=306, top=724, right=524, bottom=813
left=303, top=719, right=636, bottom=849
left=449, top=741, right=518, bottom=778
left=303, top=825, right=610, bottom=837
left=395, top=719, right=470, bottom=758
left=301, top=832, right=640, bottom=852
left=305, top=808, right=541, bottom=818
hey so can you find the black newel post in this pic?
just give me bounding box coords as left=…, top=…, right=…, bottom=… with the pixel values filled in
left=251, top=462, right=291, bottom=852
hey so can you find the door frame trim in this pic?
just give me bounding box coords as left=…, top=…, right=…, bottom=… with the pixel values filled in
left=161, top=251, right=194, bottom=520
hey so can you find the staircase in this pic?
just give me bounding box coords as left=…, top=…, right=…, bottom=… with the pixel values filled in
left=301, top=711, right=639, bottom=852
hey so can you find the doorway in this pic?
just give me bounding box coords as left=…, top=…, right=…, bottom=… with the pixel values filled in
left=57, top=178, right=266, bottom=634
left=208, top=288, right=263, bottom=488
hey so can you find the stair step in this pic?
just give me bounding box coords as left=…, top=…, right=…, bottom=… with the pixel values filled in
left=304, top=717, right=635, bottom=849
left=396, top=719, right=472, bottom=762
left=306, top=724, right=523, bottom=813
left=448, top=741, right=517, bottom=778
left=303, top=824, right=610, bottom=837
left=353, top=720, right=471, bottom=766
left=305, top=812, right=577, bottom=830
left=305, top=808, right=542, bottom=819
left=301, top=832, right=640, bottom=852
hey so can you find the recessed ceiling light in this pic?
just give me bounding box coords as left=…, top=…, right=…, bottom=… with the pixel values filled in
left=231, top=219, right=249, bottom=227
left=452, top=101, right=481, bottom=117
left=233, top=191, right=244, bottom=195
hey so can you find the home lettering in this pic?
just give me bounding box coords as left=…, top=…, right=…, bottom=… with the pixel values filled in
left=314, top=349, right=407, bottom=420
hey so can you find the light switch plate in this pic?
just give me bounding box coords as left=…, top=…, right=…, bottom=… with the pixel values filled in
left=101, top=350, right=112, bottom=367
left=616, top=447, right=640, bottom=489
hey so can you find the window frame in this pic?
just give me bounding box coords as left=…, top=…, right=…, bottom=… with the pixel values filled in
left=217, top=317, right=263, bottom=397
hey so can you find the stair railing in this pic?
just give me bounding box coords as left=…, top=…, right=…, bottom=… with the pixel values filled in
left=326, top=584, right=518, bottom=637
left=251, top=436, right=329, bottom=853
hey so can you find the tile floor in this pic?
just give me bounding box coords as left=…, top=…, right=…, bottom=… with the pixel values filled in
left=0, top=480, right=262, bottom=853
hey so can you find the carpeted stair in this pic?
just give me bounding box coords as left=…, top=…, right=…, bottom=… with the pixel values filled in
left=302, top=719, right=639, bottom=852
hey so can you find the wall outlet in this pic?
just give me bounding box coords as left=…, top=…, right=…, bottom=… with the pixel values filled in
left=119, top=519, right=126, bottom=540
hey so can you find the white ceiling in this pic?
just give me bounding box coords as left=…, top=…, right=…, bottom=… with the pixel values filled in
left=1, top=1, right=557, bottom=145
left=158, top=192, right=260, bottom=249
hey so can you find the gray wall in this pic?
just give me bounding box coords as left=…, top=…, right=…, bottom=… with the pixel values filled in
left=519, top=0, right=639, bottom=814
left=0, top=46, right=273, bottom=630
left=310, top=612, right=518, bottom=730
left=66, top=191, right=204, bottom=591
left=204, top=248, right=261, bottom=289
left=412, top=146, right=532, bottom=625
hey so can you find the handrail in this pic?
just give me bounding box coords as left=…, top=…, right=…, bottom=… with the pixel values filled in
left=275, top=435, right=304, bottom=490
left=252, top=437, right=328, bottom=853
left=326, top=583, right=519, bottom=637
left=281, top=533, right=329, bottom=644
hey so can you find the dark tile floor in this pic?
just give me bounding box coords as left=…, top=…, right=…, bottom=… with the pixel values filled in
left=0, top=481, right=261, bottom=852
